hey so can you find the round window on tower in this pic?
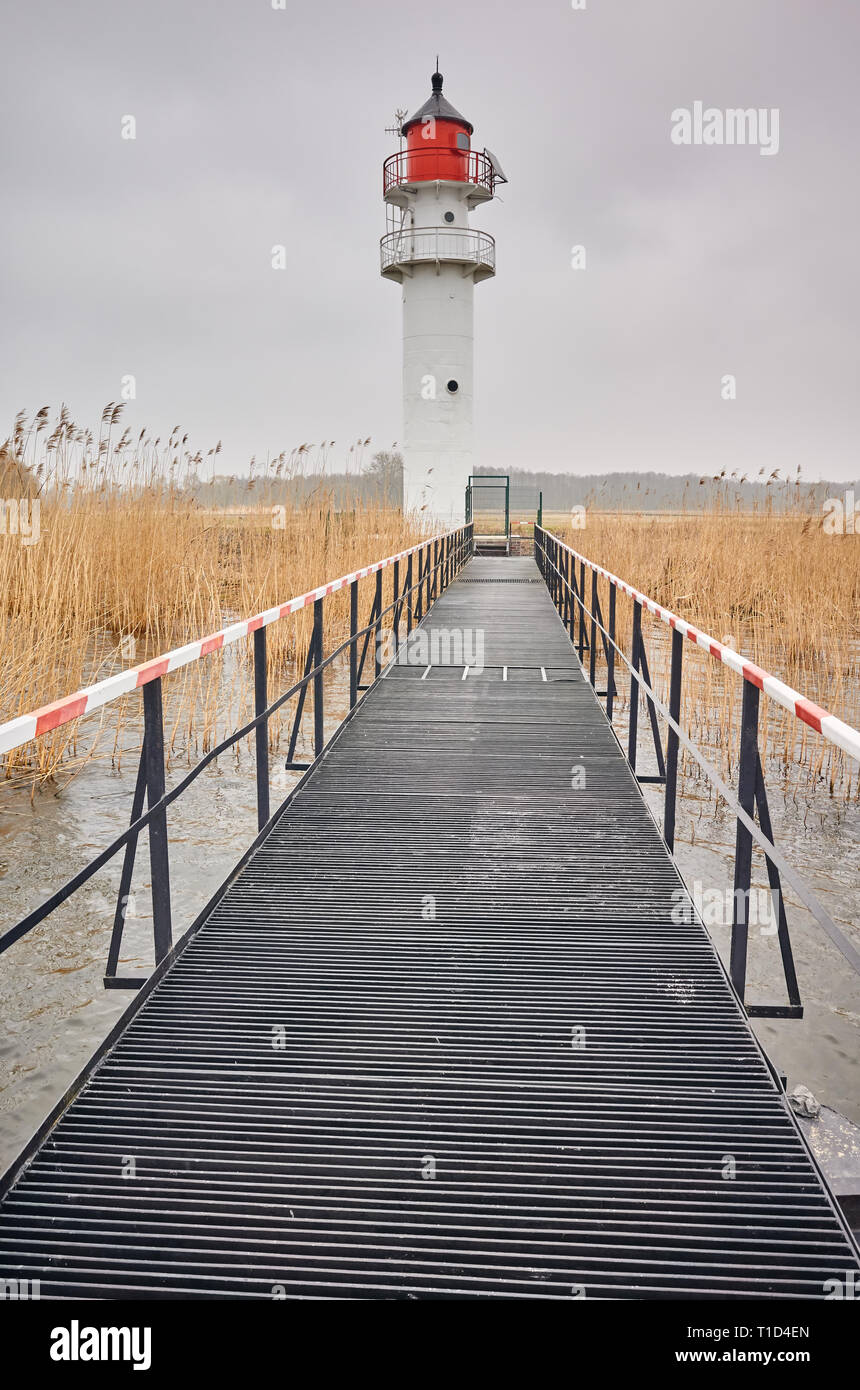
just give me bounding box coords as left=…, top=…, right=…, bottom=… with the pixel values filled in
left=446, top=379, right=459, bottom=394
left=443, top=211, right=455, bottom=224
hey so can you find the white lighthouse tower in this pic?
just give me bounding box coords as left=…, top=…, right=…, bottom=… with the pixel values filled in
left=381, top=68, right=505, bottom=523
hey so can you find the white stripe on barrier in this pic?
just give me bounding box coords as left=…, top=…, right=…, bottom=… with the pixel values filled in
left=0, top=529, right=462, bottom=758
left=541, top=530, right=860, bottom=765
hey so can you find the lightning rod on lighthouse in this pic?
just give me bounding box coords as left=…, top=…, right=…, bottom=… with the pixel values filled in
left=380, top=68, right=505, bottom=523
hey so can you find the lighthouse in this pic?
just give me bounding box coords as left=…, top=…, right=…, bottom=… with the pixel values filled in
left=381, top=69, right=505, bottom=523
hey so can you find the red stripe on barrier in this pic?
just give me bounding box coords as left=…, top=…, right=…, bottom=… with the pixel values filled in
left=247, top=617, right=264, bottom=633
left=200, top=634, right=225, bottom=656
left=34, top=696, right=89, bottom=737
left=742, top=663, right=766, bottom=690
left=135, top=659, right=170, bottom=685
left=794, top=697, right=825, bottom=734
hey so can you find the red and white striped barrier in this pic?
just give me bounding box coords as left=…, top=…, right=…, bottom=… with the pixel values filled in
left=0, top=532, right=456, bottom=758
left=543, top=531, right=860, bottom=765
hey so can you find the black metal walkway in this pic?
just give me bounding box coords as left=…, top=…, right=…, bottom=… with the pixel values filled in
left=1, top=556, right=858, bottom=1298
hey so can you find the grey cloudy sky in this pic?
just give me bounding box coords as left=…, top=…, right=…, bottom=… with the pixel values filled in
left=3, top=0, right=859, bottom=482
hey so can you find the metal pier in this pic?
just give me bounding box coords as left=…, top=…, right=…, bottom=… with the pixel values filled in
left=1, top=556, right=858, bottom=1299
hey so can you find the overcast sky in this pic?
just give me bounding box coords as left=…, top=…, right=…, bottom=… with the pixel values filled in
left=2, top=0, right=859, bottom=482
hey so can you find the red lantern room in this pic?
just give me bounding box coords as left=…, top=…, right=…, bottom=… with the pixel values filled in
left=402, top=69, right=474, bottom=183
left=383, top=70, right=503, bottom=205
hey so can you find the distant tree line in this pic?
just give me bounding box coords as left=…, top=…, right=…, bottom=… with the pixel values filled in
left=474, top=466, right=848, bottom=513
left=182, top=458, right=849, bottom=516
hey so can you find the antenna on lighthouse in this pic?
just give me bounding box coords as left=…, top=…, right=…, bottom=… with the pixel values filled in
left=385, top=108, right=409, bottom=148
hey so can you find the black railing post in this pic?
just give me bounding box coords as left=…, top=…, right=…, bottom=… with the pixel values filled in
left=313, top=597, right=324, bottom=758
left=589, top=569, right=598, bottom=686
left=606, top=585, right=616, bottom=721
left=425, top=542, right=431, bottom=611
left=374, top=569, right=383, bottom=678
left=253, top=626, right=270, bottom=830
left=105, top=742, right=148, bottom=984
left=663, top=626, right=684, bottom=852
left=564, top=551, right=572, bottom=635
left=349, top=579, right=358, bottom=708
left=578, top=561, right=586, bottom=659
left=392, top=559, right=400, bottom=655
left=416, top=549, right=424, bottom=621
left=142, top=678, right=172, bottom=964
left=406, top=553, right=414, bottom=633
left=730, top=678, right=761, bottom=1002
left=628, top=599, right=642, bottom=770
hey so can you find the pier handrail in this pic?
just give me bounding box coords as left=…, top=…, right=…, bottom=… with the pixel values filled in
left=537, top=528, right=860, bottom=764
left=0, top=529, right=460, bottom=758
left=0, top=524, right=474, bottom=985
left=534, top=524, right=860, bottom=1016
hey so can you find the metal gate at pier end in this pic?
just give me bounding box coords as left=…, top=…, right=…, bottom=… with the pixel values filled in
left=466, top=474, right=510, bottom=555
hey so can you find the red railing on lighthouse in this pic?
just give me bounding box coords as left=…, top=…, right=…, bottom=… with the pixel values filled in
left=383, top=148, right=495, bottom=197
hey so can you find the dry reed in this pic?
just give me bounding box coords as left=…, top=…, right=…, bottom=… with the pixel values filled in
left=554, top=507, right=860, bottom=799
left=0, top=406, right=426, bottom=786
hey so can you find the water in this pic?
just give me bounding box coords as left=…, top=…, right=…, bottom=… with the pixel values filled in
left=1, top=646, right=858, bottom=1173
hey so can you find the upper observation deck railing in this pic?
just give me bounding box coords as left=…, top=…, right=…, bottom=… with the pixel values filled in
left=0, top=524, right=473, bottom=986
left=534, top=525, right=860, bottom=1019
left=380, top=226, right=495, bottom=277
left=383, top=148, right=495, bottom=198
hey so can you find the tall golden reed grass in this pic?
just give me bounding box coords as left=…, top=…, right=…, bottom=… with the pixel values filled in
left=555, top=507, right=860, bottom=798
left=0, top=406, right=425, bottom=786
left=2, top=405, right=857, bottom=798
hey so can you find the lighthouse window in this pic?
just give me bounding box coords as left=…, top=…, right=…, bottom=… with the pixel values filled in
left=446, top=379, right=459, bottom=394
left=443, top=211, right=455, bottom=223
left=456, top=132, right=469, bottom=151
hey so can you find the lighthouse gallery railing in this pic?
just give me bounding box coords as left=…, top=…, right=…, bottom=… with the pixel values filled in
left=380, top=226, right=495, bottom=275
left=383, top=148, right=495, bottom=198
